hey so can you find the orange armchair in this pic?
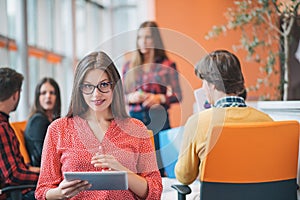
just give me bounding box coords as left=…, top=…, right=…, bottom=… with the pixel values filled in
left=10, top=121, right=30, bottom=164
left=172, top=120, right=300, bottom=200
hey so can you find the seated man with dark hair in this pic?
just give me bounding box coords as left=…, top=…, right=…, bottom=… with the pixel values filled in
left=175, top=50, right=273, bottom=185
left=0, top=67, right=39, bottom=200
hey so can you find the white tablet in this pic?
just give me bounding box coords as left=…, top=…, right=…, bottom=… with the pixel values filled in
left=63, top=171, right=128, bottom=190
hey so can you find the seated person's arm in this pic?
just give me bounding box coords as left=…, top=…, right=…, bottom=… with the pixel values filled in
left=175, top=117, right=201, bottom=185
left=25, top=113, right=50, bottom=167
left=0, top=125, right=39, bottom=185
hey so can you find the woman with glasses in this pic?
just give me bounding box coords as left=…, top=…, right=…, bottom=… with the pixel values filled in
left=24, top=77, right=61, bottom=167
left=35, top=51, right=162, bottom=200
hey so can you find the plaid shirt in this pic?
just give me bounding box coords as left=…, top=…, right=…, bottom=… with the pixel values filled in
left=0, top=112, right=38, bottom=196
left=214, top=96, right=247, bottom=108
left=122, top=58, right=182, bottom=112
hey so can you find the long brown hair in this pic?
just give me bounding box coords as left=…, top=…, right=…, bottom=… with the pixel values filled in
left=28, top=77, right=61, bottom=120
left=66, top=51, right=129, bottom=119
left=124, top=21, right=168, bottom=91
left=130, top=21, right=168, bottom=68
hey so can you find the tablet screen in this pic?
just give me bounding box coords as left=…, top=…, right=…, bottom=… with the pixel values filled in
left=63, top=171, right=128, bottom=190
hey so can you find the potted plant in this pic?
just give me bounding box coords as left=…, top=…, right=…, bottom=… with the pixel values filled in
left=205, top=0, right=300, bottom=101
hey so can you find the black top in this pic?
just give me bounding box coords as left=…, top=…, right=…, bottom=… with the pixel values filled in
left=24, top=112, right=50, bottom=167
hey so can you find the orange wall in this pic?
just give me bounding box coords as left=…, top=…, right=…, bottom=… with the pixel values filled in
left=155, top=0, right=280, bottom=127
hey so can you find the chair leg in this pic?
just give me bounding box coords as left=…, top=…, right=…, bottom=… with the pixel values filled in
left=171, top=184, right=191, bottom=200
left=177, top=193, right=187, bottom=200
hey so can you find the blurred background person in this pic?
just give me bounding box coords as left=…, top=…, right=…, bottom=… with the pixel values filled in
left=122, top=21, right=182, bottom=177
left=25, top=77, right=61, bottom=167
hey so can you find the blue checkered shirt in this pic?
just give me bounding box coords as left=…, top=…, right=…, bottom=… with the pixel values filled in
left=214, top=96, right=247, bottom=108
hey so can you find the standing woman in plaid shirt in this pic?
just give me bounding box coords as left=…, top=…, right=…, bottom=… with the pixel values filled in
left=122, top=21, right=182, bottom=176
left=0, top=67, right=39, bottom=200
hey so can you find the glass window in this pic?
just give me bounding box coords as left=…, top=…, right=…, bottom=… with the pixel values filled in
left=0, top=0, right=8, bottom=36
left=53, top=0, right=69, bottom=55
left=7, top=0, right=17, bottom=38
left=27, top=0, right=37, bottom=46
left=28, top=57, right=40, bottom=105
left=0, top=0, right=152, bottom=120
left=0, top=48, right=9, bottom=66
left=36, top=0, right=51, bottom=49
left=111, top=0, right=138, bottom=70
left=8, top=50, right=17, bottom=70
left=76, top=0, right=106, bottom=57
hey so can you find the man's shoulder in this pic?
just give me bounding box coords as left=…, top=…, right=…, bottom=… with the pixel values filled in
left=0, top=120, right=8, bottom=127
left=244, top=106, right=273, bottom=120
left=224, top=106, right=273, bottom=122
left=0, top=120, right=9, bottom=137
left=186, top=109, right=213, bottom=124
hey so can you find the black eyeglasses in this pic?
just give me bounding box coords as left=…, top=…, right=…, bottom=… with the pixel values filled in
left=80, top=82, right=113, bottom=94
left=198, top=73, right=205, bottom=79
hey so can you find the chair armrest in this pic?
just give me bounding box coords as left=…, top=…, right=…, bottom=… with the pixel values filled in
left=0, top=184, right=36, bottom=194
left=0, top=184, right=36, bottom=200
left=171, top=184, right=191, bottom=200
